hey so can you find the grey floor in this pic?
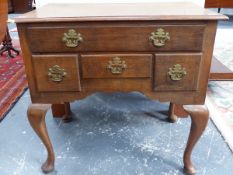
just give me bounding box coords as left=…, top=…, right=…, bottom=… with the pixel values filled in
left=0, top=91, right=233, bottom=175
left=1, top=8, right=233, bottom=175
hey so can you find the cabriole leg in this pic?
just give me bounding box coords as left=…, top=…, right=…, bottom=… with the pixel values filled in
left=27, top=104, right=55, bottom=173
left=182, top=105, right=209, bottom=174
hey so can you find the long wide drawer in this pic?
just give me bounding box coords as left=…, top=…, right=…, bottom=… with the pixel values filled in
left=26, top=23, right=205, bottom=53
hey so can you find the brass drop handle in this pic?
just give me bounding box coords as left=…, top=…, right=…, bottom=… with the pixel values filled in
left=168, top=64, right=187, bottom=81
left=62, top=29, right=83, bottom=48
left=48, top=65, right=67, bottom=82
left=149, top=28, right=170, bottom=47
left=107, top=57, right=127, bottom=75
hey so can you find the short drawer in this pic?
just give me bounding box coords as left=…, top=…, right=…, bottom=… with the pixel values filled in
left=81, top=54, right=152, bottom=78
left=154, top=53, right=201, bottom=91
left=32, top=54, right=81, bottom=92
left=26, top=24, right=205, bottom=53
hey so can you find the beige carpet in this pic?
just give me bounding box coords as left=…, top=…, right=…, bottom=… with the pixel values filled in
left=206, top=11, right=233, bottom=152
left=207, top=81, right=233, bottom=152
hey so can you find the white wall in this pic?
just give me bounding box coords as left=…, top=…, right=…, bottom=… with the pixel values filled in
left=36, top=0, right=205, bottom=8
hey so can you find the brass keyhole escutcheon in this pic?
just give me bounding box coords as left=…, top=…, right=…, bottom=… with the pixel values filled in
left=149, top=28, right=170, bottom=47
left=48, top=65, right=67, bottom=82
left=62, top=29, right=83, bottom=48
left=107, top=57, right=127, bottom=75
left=168, top=64, right=187, bottom=81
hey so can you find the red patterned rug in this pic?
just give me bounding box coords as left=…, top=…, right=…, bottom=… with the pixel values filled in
left=0, top=40, right=28, bottom=121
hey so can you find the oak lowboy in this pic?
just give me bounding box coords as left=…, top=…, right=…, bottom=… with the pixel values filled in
left=15, top=2, right=227, bottom=174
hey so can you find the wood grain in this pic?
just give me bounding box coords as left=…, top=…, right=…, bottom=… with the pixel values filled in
left=0, top=0, right=8, bottom=42
left=11, top=0, right=34, bottom=13
left=32, top=54, right=81, bottom=92
left=81, top=54, right=152, bottom=78
left=26, top=24, right=205, bottom=52
left=15, top=3, right=227, bottom=173
left=15, top=2, right=228, bottom=23
left=205, top=0, right=233, bottom=8
left=17, top=5, right=224, bottom=104
left=154, top=53, right=202, bottom=91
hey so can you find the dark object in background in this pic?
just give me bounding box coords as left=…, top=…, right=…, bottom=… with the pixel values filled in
left=204, top=0, right=233, bottom=80
left=7, top=0, right=13, bottom=13
left=0, top=0, right=8, bottom=42
left=205, top=0, right=233, bottom=8
left=8, top=0, right=35, bottom=13
left=0, top=0, right=21, bottom=57
left=0, top=27, right=20, bottom=58
left=205, top=0, right=233, bottom=13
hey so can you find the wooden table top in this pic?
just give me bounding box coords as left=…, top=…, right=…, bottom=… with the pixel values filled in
left=15, top=2, right=228, bottom=23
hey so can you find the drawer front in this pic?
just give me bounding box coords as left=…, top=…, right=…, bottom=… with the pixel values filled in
left=81, top=54, right=152, bottom=78
left=27, top=24, right=205, bottom=53
left=32, top=55, right=81, bottom=92
left=154, top=53, right=201, bottom=91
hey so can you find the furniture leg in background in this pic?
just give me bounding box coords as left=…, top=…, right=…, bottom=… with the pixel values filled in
left=51, top=102, right=72, bottom=122
left=209, top=56, right=233, bottom=80
left=168, top=103, right=177, bottom=123
left=0, top=26, right=20, bottom=58
left=168, top=102, right=198, bottom=123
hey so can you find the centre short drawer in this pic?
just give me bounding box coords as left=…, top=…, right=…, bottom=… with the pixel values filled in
left=32, top=54, right=81, bottom=92
left=81, top=54, right=152, bottom=79
left=26, top=23, right=205, bottom=53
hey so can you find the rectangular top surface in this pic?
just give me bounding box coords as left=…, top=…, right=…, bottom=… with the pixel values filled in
left=15, top=2, right=228, bottom=23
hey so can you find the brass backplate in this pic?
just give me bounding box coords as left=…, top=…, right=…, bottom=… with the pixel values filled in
left=107, top=57, right=127, bottom=74
left=149, top=28, right=170, bottom=47
left=48, top=65, right=67, bottom=82
left=168, top=64, right=186, bottom=81
left=62, top=29, right=83, bottom=48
